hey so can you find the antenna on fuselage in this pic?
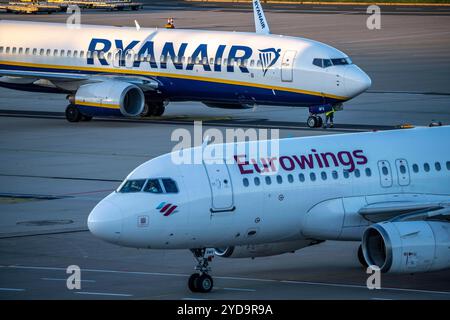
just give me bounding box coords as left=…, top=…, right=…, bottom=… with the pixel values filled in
left=253, top=0, right=270, bottom=35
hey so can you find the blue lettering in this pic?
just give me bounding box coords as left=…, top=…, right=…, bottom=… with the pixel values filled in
left=134, top=41, right=158, bottom=69
left=87, top=38, right=111, bottom=66
left=161, top=42, right=188, bottom=70
left=227, top=45, right=252, bottom=73
left=114, top=40, right=139, bottom=67
left=186, top=44, right=211, bottom=71
left=214, top=44, right=226, bottom=72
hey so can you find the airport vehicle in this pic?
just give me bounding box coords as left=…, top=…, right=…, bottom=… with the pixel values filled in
left=88, top=126, right=450, bottom=292
left=0, top=0, right=371, bottom=126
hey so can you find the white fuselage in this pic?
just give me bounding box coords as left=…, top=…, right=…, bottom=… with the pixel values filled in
left=88, top=126, right=450, bottom=249
left=0, top=20, right=371, bottom=108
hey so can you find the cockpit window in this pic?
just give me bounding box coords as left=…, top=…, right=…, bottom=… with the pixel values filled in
left=143, top=179, right=163, bottom=194
left=119, top=179, right=146, bottom=193
left=162, top=178, right=179, bottom=193
left=312, top=57, right=352, bottom=68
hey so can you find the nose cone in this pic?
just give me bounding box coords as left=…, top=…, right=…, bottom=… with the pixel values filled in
left=344, top=65, right=372, bottom=98
left=88, top=200, right=123, bottom=244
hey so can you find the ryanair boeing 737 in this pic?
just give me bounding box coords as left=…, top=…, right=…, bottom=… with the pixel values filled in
left=0, top=1, right=371, bottom=127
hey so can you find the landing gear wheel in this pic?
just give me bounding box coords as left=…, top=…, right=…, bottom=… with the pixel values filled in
left=316, top=116, right=323, bottom=128
left=307, top=116, right=318, bottom=128
left=358, top=244, right=368, bottom=268
left=153, top=105, right=165, bottom=117
left=188, top=273, right=200, bottom=292
left=196, top=274, right=213, bottom=293
left=65, top=104, right=82, bottom=122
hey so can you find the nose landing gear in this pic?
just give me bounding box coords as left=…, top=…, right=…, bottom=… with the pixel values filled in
left=188, top=248, right=215, bottom=293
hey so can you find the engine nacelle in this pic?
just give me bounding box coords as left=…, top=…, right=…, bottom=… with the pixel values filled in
left=214, top=239, right=321, bottom=259
left=75, top=80, right=145, bottom=117
left=362, top=221, right=450, bottom=273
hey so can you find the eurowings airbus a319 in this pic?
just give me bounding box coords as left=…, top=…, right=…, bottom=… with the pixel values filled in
left=0, top=0, right=371, bottom=127
left=88, top=126, right=450, bottom=293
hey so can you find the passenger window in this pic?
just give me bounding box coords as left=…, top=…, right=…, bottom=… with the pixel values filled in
left=18, top=48, right=23, bottom=55
left=400, top=165, right=406, bottom=174
left=143, top=179, right=163, bottom=194
left=254, top=177, right=260, bottom=186
left=287, top=174, right=294, bottom=183
left=354, top=169, right=360, bottom=178
left=365, top=168, right=372, bottom=177
left=412, top=164, right=419, bottom=173
left=0, top=47, right=3, bottom=54
left=119, top=179, right=146, bottom=193
left=39, top=49, right=45, bottom=55
left=25, top=48, right=30, bottom=55
left=310, top=172, right=316, bottom=181
left=276, top=175, right=282, bottom=184
left=265, top=176, right=271, bottom=185
left=32, top=48, right=37, bottom=55
left=162, top=178, right=178, bottom=193
left=250, top=60, right=255, bottom=67
left=73, top=50, right=78, bottom=58
left=424, top=163, right=430, bottom=172
left=382, top=166, right=388, bottom=175
left=12, top=47, right=17, bottom=54
left=53, top=49, right=58, bottom=56
left=435, top=162, right=441, bottom=171
left=343, top=170, right=349, bottom=179
left=447, top=161, right=450, bottom=170
left=80, top=51, right=85, bottom=58
left=243, top=178, right=249, bottom=187
left=299, top=173, right=305, bottom=182
left=46, top=49, right=51, bottom=56
left=60, top=50, right=65, bottom=56
left=332, top=170, right=338, bottom=179
left=321, top=172, right=327, bottom=180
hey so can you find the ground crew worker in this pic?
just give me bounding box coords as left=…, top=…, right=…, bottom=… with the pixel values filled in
left=324, top=107, right=335, bottom=128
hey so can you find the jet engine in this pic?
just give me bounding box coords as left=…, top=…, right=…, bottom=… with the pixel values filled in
left=214, top=239, right=322, bottom=258
left=74, top=80, right=145, bottom=117
left=362, top=221, right=450, bottom=273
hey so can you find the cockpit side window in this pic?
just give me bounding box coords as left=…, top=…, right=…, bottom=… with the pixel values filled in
left=312, top=58, right=323, bottom=68
left=119, top=179, right=146, bottom=193
left=323, top=59, right=333, bottom=68
left=331, top=58, right=351, bottom=65
left=162, top=178, right=179, bottom=193
left=143, top=179, right=163, bottom=194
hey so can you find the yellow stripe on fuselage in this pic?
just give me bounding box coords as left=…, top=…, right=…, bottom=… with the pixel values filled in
left=0, top=60, right=348, bottom=101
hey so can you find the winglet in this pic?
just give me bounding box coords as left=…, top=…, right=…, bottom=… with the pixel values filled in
left=253, top=0, right=270, bottom=34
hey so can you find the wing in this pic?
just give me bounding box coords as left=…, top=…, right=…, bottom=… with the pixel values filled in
left=0, top=69, right=160, bottom=92
left=359, top=200, right=450, bottom=223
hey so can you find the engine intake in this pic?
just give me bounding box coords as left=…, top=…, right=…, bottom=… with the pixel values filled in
left=362, top=221, right=450, bottom=273
left=75, top=80, right=144, bottom=117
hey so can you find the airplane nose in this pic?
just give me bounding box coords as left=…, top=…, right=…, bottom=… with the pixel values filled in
left=88, top=200, right=123, bottom=243
left=344, top=65, right=372, bottom=97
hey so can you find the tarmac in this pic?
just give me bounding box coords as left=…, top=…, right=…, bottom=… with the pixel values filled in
left=0, top=1, right=449, bottom=299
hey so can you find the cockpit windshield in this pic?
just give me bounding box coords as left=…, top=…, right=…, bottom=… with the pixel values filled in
left=119, top=179, right=146, bottom=193
left=118, top=178, right=179, bottom=194
left=312, top=57, right=352, bottom=68
left=144, top=179, right=163, bottom=194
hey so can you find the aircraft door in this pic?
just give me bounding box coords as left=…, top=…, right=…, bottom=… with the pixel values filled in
left=281, top=50, right=296, bottom=82
left=377, top=160, right=393, bottom=188
left=203, top=160, right=234, bottom=212
left=395, top=158, right=410, bottom=186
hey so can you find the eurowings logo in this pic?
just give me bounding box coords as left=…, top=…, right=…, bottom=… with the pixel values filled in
left=156, top=202, right=178, bottom=216
left=258, top=48, right=281, bottom=76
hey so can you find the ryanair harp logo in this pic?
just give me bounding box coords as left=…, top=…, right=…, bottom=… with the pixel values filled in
left=258, top=48, right=281, bottom=76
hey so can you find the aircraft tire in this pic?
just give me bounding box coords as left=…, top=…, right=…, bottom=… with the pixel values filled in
left=316, top=116, right=323, bottom=128
left=358, top=244, right=368, bottom=268
left=65, top=104, right=82, bottom=122
left=188, top=273, right=200, bottom=292
left=307, top=116, right=318, bottom=128
left=196, top=274, right=213, bottom=293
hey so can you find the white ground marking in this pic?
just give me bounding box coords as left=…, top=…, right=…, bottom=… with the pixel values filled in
left=0, top=287, right=25, bottom=292
left=74, top=291, right=133, bottom=297
left=41, top=278, right=96, bottom=283
left=223, top=288, right=256, bottom=292
left=2, top=265, right=450, bottom=296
